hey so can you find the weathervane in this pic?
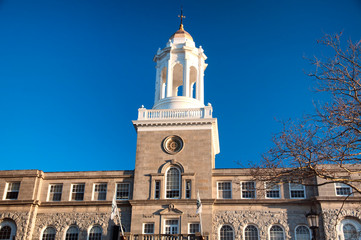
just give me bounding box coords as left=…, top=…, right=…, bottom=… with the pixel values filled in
left=178, top=8, right=186, bottom=30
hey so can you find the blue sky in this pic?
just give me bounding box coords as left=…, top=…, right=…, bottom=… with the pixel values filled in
left=1, top=0, right=361, bottom=171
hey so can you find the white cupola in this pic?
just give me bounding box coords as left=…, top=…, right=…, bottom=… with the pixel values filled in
left=152, top=16, right=207, bottom=109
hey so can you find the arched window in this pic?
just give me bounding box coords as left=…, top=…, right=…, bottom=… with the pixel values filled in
left=42, top=227, right=56, bottom=240
left=89, top=226, right=102, bottom=240
left=245, top=225, right=259, bottom=240
left=343, top=224, right=358, bottom=240
left=172, top=63, right=183, bottom=96
left=0, top=226, right=11, bottom=240
left=65, top=226, right=79, bottom=240
left=220, top=225, right=234, bottom=240
left=269, top=225, right=284, bottom=240
left=166, top=167, right=181, bottom=199
left=338, top=218, right=361, bottom=240
left=0, top=219, right=16, bottom=240
left=295, top=226, right=310, bottom=240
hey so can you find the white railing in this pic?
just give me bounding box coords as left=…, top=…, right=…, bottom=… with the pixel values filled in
left=137, top=106, right=213, bottom=120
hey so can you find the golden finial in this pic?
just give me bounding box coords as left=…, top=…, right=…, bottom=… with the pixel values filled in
left=178, top=8, right=186, bottom=30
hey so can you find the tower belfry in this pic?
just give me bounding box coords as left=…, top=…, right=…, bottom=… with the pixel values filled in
left=152, top=14, right=207, bottom=109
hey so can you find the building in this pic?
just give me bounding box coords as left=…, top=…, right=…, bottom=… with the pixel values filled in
left=1, top=18, right=361, bottom=240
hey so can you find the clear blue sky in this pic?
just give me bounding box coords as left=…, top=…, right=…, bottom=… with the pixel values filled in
left=1, top=0, right=361, bottom=171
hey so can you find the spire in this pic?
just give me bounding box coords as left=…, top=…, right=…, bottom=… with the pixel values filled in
left=178, top=8, right=186, bottom=30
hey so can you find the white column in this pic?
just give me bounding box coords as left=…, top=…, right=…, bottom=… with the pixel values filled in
left=154, top=65, right=160, bottom=104
left=166, top=60, right=173, bottom=97
left=183, top=60, right=190, bottom=97
left=199, top=64, right=204, bottom=104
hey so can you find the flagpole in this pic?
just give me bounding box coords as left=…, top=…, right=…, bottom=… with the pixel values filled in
left=196, top=191, right=203, bottom=237
left=111, top=192, right=125, bottom=239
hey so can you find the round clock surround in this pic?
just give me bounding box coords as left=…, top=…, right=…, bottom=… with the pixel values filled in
left=162, top=135, right=184, bottom=154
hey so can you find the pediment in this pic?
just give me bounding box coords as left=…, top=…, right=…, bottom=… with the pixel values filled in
left=159, top=203, right=183, bottom=215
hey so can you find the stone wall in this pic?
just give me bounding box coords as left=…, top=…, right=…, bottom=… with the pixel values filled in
left=0, top=211, right=30, bottom=239
left=32, top=208, right=131, bottom=240
left=213, top=210, right=310, bottom=240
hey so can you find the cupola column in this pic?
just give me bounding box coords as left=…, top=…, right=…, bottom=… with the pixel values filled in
left=166, top=60, right=173, bottom=98
left=154, top=65, right=161, bottom=104
left=183, top=60, right=190, bottom=97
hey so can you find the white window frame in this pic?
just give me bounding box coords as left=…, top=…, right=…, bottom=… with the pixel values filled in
left=219, top=224, right=234, bottom=240
left=188, top=223, right=200, bottom=234
left=335, top=183, right=352, bottom=196
left=289, top=183, right=306, bottom=199
left=47, top=184, right=63, bottom=202
left=294, top=225, right=311, bottom=240
left=0, top=220, right=17, bottom=239
left=70, top=183, right=85, bottom=201
left=265, top=182, right=281, bottom=199
left=217, top=181, right=232, bottom=199
left=3, top=182, right=20, bottom=200
left=92, top=183, right=107, bottom=201
left=165, top=167, right=181, bottom=199
left=143, top=223, right=155, bottom=234
left=163, top=219, right=179, bottom=234
left=116, top=182, right=130, bottom=200
left=269, top=225, right=285, bottom=240
left=241, top=181, right=256, bottom=199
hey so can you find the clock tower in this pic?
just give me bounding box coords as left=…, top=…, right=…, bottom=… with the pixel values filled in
left=131, top=15, right=219, bottom=236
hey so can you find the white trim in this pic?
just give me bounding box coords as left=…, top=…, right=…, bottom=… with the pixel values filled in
left=163, top=219, right=179, bottom=234
left=47, top=183, right=63, bottom=202
left=115, top=182, right=130, bottom=200
left=294, top=225, right=311, bottom=240
left=69, top=183, right=85, bottom=201
left=0, top=219, right=17, bottom=239
left=92, top=183, right=107, bottom=201
left=87, top=225, right=102, bottom=240
left=289, top=183, right=306, bottom=199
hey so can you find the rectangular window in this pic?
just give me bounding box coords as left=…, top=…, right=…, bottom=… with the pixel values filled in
left=116, top=183, right=130, bottom=200
left=185, top=180, right=191, bottom=199
left=154, top=181, right=160, bottom=199
left=71, top=183, right=85, bottom=201
left=5, top=182, right=20, bottom=200
left=188, top=223, right=200, bottom=234
left=217, top=182, right=232, bottom=199
left=143, top=223, right=154, bottom=234
left=164, top=219, right=179, bottom=234
left=48, top=184, right=63, bottom=201
left=289, top=183, right=305, bottom=199
left=241, top=181, right=256, bottom=199
left=93, top=183, right=107, bottom=201
left=335, top=183, right=352, bottom=196
left=265, top=182, right=280, bottom=199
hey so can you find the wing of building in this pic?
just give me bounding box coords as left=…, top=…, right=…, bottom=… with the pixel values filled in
left=1, top=19, right=361, bottom=240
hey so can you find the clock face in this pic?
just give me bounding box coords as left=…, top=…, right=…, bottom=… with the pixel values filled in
left=162, top=135, right=183, bottom=154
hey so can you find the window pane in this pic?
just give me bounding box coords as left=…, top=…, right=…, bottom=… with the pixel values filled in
left=155, top=181, right=160, bottom=199
left=335, top=183, right=352, bottom=196
left=65, top=226, right=79, bottom=240
left=218, top=182, right=232, bottom=199
left=49, top=184, right=62, bottom=201
left=245, top=225, right=258, bottom=240
left=343, top=223, right=358, bottom=240
left=144, top=223, right=154, bottom=234
left=220, top=225, right=234, bottom=240
left=94, top=183, right=107, bottom=201
left=0, top=226, right=11, bottom=239
left=42, top=227, right=56, bottom=240
left=166, top=168, right=180, bottom=199
left=5, top=182, right=20, bottom=200
left=189, top=223, right=200, bottom=234
left=117, top=183, right=130, bottom=200
left=270, top=226, right=284, bottom=240
left=290, top=183, right=305, bottom=198
left=71, top=184, right=85, bottom=201
left=89, top=226, right=102, bottom=240
left=295, top=226, right=310, bottom=240
left=266, top=183, right=280, bottom=199
left=241, top=182, right=255, bottom=199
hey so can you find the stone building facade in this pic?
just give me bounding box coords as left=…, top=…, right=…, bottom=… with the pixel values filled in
left=1, top=21, right=361, bottom=240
